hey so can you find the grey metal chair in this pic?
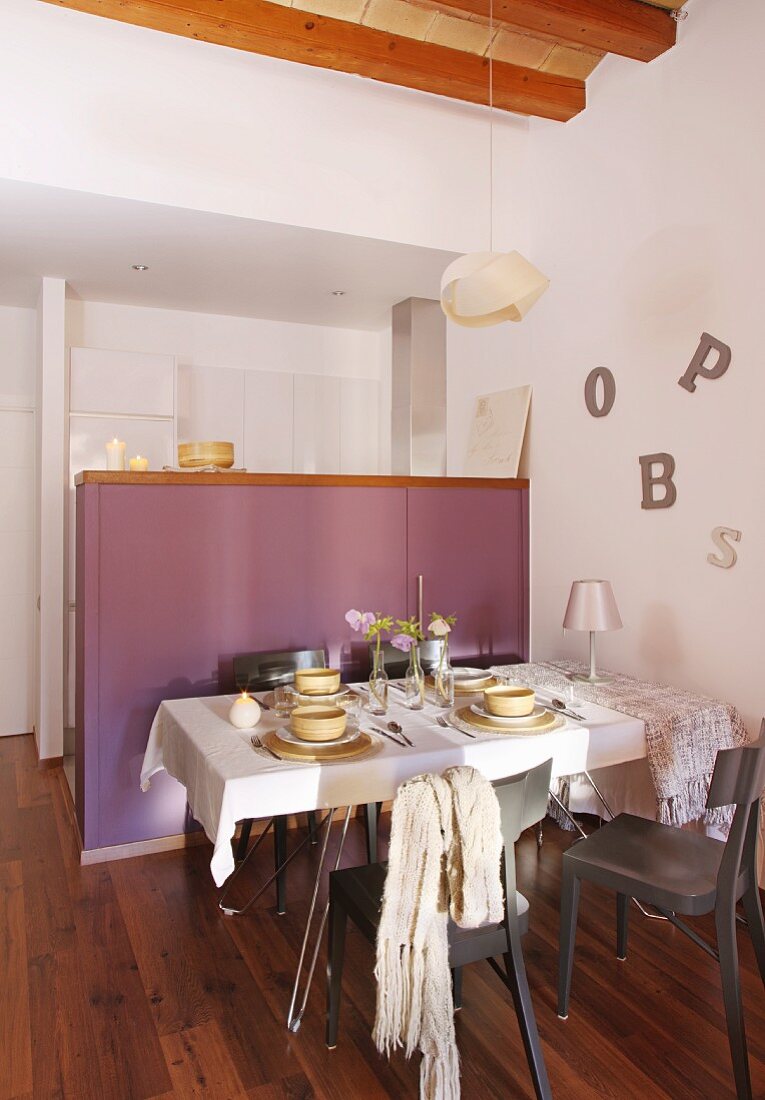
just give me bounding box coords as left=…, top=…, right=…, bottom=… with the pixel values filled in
left=233, top=648, right=325, bottom=913
left=326, top=758, right=554, bottom=1100
left=558, top=724, right=765, bottom=1100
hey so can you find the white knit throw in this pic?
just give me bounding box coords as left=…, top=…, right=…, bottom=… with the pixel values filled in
left=373, top=766, right=504, bottom=1100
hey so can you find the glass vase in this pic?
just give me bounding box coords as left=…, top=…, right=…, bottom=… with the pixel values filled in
left=368, top=648, right=389, bottom=716
left=433, top=637, right=454, bottom=708
left=404, top=644, right=426, bottom=710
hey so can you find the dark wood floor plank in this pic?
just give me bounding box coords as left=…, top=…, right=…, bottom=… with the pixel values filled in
left=0, top=760, right=20, bottom=863
left=160, top=1020, right=249, bottom=1097
left=0, top=861, right=33, bottom=1100
left=20, top=803, right=107, bottom=1099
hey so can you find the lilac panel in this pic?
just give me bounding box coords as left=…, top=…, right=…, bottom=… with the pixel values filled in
left=89, top=484, right=407, bottom=848
left=406, top=487, right=529, bottom=665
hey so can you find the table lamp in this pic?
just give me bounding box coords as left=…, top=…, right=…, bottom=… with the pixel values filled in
left=563, top=580, right=622, bottom=684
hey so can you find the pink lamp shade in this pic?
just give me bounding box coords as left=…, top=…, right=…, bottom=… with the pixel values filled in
left=563, top=580, right=622, bottom=633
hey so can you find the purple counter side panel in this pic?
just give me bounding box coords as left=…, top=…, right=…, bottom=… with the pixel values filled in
left=406, top=487, right=529, bottom=665
left=77, top=483, right=409, bottom=849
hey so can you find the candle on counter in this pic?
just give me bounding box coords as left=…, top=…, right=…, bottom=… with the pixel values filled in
left=105, top=438, right=126, bottom=471
left=129, top=455, right=149, bottom=472
left=229, top=690, right=261, bottom=730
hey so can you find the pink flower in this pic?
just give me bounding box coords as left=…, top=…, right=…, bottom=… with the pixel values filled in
left=345, top=609, right=376, bottom=633
left=429, top=617, right=451, bottom=637
left=390, top=633, right=413, bottom=652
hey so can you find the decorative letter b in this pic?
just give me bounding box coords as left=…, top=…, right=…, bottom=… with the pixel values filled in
left=639, top=453, right=677, bottom=510
left=678, top=332, right=731, bottom=393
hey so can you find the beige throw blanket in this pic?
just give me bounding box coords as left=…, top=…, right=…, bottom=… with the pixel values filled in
left=373, top=766, right=504, bottom=1100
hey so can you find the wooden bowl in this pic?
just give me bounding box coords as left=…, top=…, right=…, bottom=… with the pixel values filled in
left=483, top=685, right=535, bottom=718
left=177, top=441, right=235, bottom=468
left=290, top=705, right=347, bottom=742
left=294, top=668, right=341, bottom=695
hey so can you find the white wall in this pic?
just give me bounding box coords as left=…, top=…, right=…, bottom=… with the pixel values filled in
left=448, top=0, right=764, bottom=733
left=0, top=0, right=528, bottom=257
left=66, top=300, right=382, bottom=379
left=0, top=306, right=36, bottom=737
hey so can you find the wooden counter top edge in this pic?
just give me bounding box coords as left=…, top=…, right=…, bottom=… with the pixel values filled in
left=75, top=471, right=530, bottom=490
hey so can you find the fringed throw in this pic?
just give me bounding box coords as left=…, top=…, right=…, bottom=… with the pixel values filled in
left=491, top=661, right=750, bottom=829
left=373, top=766, right=504, bottom=1100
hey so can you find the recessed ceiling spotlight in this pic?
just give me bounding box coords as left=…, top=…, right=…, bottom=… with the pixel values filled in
left=131, top=264, right=150, bottom=271
left=330, top=290, right=346, bottom=296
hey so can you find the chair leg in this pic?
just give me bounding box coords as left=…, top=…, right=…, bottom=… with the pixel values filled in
left=273, top=816, right=288, bottom=915
left=741, top=885, right=765, bottom=985
left=558, top=862, right=581, bottom=1019
left=716, top=906, right=752, bottom=1100
left=451, top=966, right=463, bottom=1010
left=326, top=897, right=348, bottom=1049
left=616, top=892, right=629, bottom=961
left=503, top=917, right=552, bottom=1100
left=362, top=802, right=380, bottom=864
left=236, top=819, right=253, bottom=862
left=307, top=811, right=318, bottom=844
left=535, top=820, right=544, bottom=849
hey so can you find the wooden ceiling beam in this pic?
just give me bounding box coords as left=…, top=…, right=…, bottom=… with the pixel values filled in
left=436, top=0, right=677, bottom=63
left=43, top=0, right=586, bottom=120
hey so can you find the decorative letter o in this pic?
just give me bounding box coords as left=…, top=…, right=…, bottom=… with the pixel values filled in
left=584, top=368, right=616, bottom=418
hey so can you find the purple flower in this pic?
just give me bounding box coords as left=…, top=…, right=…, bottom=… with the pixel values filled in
left=345, top=609, right=376, bottom=633
left=390, top=633, right=413, bottom=652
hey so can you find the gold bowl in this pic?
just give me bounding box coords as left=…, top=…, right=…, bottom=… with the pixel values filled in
left=483, top=685, right=535, bottom=718
left=290, top=705, right=347, bottom=742
left=294, top=668, right=341, bottom=695
left=177, top=441, right=235, bottom=468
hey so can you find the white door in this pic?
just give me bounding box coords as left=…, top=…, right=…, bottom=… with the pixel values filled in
left=0, top=408, right=35, bottom=735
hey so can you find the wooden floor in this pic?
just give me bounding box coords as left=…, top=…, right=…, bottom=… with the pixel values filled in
left=2, top=732, right=765, bottom=1100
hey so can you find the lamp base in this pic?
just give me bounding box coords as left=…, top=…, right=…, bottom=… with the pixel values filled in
left=572, top=672, right=614, bottom=685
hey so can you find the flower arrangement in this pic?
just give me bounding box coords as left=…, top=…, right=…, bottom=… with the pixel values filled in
left=345, top=609, right=394, bottom=713
left=429, top=612, right=457, bottom=705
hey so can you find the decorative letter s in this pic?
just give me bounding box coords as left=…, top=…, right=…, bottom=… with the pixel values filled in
left=707, top=527, right=741, bottom=569
left=678, top=333, right=731, bottom=393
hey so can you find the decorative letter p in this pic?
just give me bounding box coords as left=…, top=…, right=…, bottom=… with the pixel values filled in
left=678, top=333, right=731, bottom=393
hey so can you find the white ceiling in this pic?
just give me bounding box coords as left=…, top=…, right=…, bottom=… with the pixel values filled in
left=0, top=179, right=457, bottom=330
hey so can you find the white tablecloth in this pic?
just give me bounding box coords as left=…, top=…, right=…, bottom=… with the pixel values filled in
left=141, top=689, right=646, bottom=886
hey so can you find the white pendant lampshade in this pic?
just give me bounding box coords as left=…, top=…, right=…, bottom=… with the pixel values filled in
left=440, top=250, right=550, bottom=328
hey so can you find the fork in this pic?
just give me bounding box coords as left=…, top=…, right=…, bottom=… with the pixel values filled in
left=436, top=714, right=476, bottom=739
left=251, top=734, right=281, bottom=761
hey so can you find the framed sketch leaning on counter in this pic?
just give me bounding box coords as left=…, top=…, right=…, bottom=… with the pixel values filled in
left=465, top=385, right=531, bottom=478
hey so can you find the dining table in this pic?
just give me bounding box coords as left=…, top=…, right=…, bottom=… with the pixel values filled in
left=140, top=678, right=647, bottom=1031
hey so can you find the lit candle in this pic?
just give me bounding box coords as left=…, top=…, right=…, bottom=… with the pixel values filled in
left=105, top=438, right=126, bottom=471
left=228, top=691, right=261, bottom=730
left=129, top=455, right=149, bottom=472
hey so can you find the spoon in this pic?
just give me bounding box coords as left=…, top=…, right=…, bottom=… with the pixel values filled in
left=388, top=721, right=414, bottom=748
left=549, top=698, right=586, bottom=721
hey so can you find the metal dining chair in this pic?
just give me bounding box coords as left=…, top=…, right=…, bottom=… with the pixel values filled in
left=558, top=725, right=765, bottom=1100
left=233, top=647, right=325, bottom=914
left=326, top=758, right=554, bottom=1100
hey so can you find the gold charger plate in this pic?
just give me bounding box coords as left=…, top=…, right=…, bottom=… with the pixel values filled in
left=453, top=705, right=564, bottom=736
left=263, top=728, right=376, bottom=763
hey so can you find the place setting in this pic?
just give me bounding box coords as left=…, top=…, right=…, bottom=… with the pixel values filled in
left=444, top=684, right=567, bottom=739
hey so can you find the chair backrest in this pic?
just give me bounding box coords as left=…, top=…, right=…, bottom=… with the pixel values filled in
left=706, top=723, right=765, bottom=905
left=369, top=640, right=442, bottom=679
left=233, top=648, right=326, bottom=692
left=493, top=758, right=553, bottom=915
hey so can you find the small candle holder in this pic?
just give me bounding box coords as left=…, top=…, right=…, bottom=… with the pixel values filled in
left=229, top=691, right=261, bottom=729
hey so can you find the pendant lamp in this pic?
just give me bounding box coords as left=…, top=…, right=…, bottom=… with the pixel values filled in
left=440, top=0, right=549, bottom=327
